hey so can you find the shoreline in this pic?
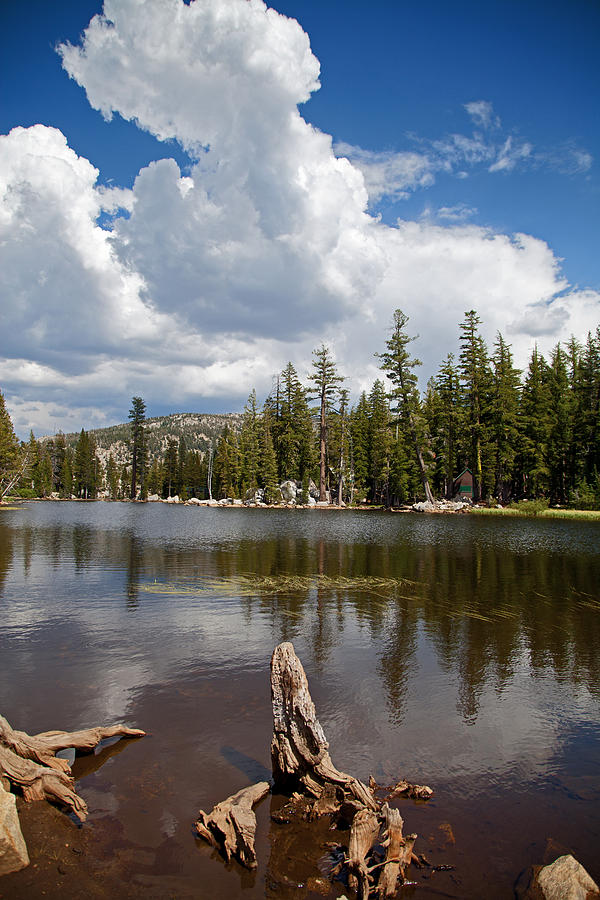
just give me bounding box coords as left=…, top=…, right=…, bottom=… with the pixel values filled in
left=3, top=497, right=600, bottom=520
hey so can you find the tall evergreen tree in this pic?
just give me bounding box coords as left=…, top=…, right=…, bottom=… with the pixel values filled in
left=260, top=408, right=280, bottom=504
left=378, top=309, right=434, bottom=503
left=491, top=333, right=521, bottom=501
left=458, top=310, right=492, bottom=501
left=520, top=346, right=550, bottom=498
left=367, top=380, right=392, bottom=505
left=106, top=453, right=119, bottom=500
left=307, top=344, right=344, bottom=501
left=349, top=391, right=370, bottom=503
left=546, top=343, right=572, bottom=504
left=0, top=389, right=22, bottom=500
left=73, top=429, right=98, bottom=498
left=164, top=438, right=179, bottom=497
left=239, top=390, right=261, bottom=498
left=128, top=396, right=147, bottom=500
left=433, top=354, right=461, bottom=497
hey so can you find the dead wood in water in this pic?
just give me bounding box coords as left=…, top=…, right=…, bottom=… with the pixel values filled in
left=347, top=807, right=380, bottom=898
left=0, top=714, right=145, bottom=822
left=376, top=803, right=417, bottom=898
left=270, top=641, right=377, bottom=811
left=195, top=781, right=270, bottom=869
left=194, top=641, right=433, bottom=896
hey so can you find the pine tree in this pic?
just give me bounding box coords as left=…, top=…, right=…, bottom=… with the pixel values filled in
left=213, top=425, right=240, bottom=499
left=128, top=396, right=147, bottom=500
left=260, top=408, right=280, bottom=504
left=520, top=346, right=550, bottom=499
left=458, top=310, right=493, bottom=501
left=73, top=429, right=98, bottom=499
left=164, top=438, right=179, bottom=497
left=579, top=328, right=600, bottom=483
left=0, top=389, right=22, bottom=500
left=546, top=343, right=572, bottom=504
left=432, top=354, right=461, bottom=497
left=367, top=380, right=392, bottom=505
left=349, top=392, right=370, bottom=503
left=239, top=391, right=261, bottom=498
left=106, top=453, right=119, bottom=499
left=491, top=333, right=521, bottom=502
left=62, top=447, right=74, bottom=498
left=378, top=309, right=434, bottom=503
left=307, top=345, right=344, bottom=502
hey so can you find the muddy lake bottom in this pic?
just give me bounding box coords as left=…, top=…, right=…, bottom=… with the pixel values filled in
left=1, top=501, right=599, bottom=898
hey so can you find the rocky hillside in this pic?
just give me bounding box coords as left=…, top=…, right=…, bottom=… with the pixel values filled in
left=58, top=412, right=243, bottom=467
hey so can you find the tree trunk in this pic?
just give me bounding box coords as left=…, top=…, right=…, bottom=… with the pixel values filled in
left=319, top=388, right=327, bottom=501
left=270, top=642, right=376, bottom=810
left=0, top=714, right=145, bottom=822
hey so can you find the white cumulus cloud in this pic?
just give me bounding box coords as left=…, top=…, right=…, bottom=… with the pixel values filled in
left=0, top=0, right=597, bottom=437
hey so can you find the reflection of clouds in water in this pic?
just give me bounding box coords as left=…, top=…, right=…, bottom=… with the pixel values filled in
left=1, top=504, right=599, bottom=812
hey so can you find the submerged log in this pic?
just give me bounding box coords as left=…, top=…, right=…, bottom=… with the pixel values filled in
left=195, top=781, right=270, bottom=869
left=270, top=642, right=376, bottom=811
left=0, top=714, right=145, bottom=822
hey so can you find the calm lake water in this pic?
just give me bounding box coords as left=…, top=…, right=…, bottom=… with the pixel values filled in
left=1, top=501, right=599, bottom=898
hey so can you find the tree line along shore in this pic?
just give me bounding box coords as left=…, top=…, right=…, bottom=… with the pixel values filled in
left=2, top=310, right=599, bottom=512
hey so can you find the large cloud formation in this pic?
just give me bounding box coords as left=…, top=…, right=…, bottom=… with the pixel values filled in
left=0, top=0, right=597, bottom=436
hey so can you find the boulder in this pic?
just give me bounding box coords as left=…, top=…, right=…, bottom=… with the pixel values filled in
left=280, top=481, right=297, bottom=502
left=0, top=789, right=29, bottom=875
left=517, top=855, right=599, bottom=900
left=163, top=495, right=180, bottom=503
left=413, top=500, right=435, bottom=512
left=147, top=493, right=160, bottom=502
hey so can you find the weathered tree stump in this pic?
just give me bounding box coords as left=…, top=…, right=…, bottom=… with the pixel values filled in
left=195, top=781, right=270, bottom=869
left=270, top=641, right=376, bottom=810
left=0, top=713, right=145, bottom=822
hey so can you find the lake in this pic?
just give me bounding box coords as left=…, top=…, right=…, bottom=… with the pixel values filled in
left=1, top=501, right=599, bottom=898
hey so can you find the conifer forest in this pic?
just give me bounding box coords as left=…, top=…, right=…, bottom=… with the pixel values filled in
left=2, top=310, right=600, bottom=509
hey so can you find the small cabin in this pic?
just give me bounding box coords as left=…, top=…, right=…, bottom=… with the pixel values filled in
left=453, top=468, right=473, bottom=499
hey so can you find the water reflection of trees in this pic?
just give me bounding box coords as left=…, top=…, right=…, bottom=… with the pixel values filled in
left=4, top=513, right=599, bottom=723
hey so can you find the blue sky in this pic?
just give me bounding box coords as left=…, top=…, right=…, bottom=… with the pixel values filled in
left=1, top=0, right=598, bottom=437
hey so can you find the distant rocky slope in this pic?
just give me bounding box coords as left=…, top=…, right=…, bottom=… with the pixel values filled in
left=55, top=412, right=243, bottom=466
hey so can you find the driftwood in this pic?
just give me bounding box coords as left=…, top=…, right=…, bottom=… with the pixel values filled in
left=195, top=781, right=270, bottom=869
left=376, top=803, right=417, bottom=897
left=0, top=713, right=145, bottom=822
left=347, top=807, right=380, bottom=898
left=384, top=778, right=433, bottom=801
left=194, top=641, right=433, bottom=896
left=270, top=641, right=376, bottom=810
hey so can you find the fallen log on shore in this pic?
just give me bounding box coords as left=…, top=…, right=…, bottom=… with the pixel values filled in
left=0, top=714, right=145, bottom=822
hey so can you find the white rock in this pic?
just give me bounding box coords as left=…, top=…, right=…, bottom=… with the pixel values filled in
left=537, top=855, right=599, bottom=900
left=280, top=480, right=297, bottom=502
left=0, top=789, right=29, bottom=875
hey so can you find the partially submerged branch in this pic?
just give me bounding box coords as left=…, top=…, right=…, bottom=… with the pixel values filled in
left=195, top=781, right=270, bottom=869
left=0, top=714, right=145, bottom=822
